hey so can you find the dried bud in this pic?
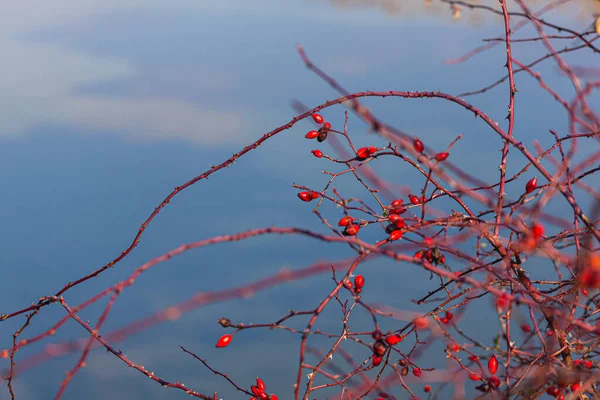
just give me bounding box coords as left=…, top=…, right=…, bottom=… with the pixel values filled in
left=218, top=318, right=231, bottom=328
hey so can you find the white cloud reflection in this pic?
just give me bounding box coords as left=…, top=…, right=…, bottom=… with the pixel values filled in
left=0, top=1, right=251, bottom=144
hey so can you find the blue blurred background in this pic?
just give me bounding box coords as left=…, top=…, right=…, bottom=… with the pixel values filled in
left=0, top=1, right=598, bottom=399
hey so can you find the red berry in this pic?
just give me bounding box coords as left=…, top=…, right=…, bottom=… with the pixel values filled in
left=531, top=223, right=544, bottom=239
left=445, top=311, right=453, bottom=321
left=216, top=334, right=232, bottom=348
left=414, top=138, right=424, bottom=153
left=372, top=355, right=383, bottom=366
left=372, top=330, right=382, bottom=340
left=525, top=177, right=538, bottom=194
left=256, top=378, right=266, bottom=391
left=338, top=216, right=353, bottom=226
left=390, top=216, right=405, bottom=228
left=311, top=149, right=323, bottom=158
left=297, top=192, right=312, bottom=202
left=488, top=375, right=501, bottom=388
left=385, top=335, right=402, bottom=346
left=441, top=318, right=449, bottom=324
left=389, top=207, right=407, bottom=215
left=354, top=275, right=365, bottom=289
left=583, top=360, right=593, bottom=368
left=414, top=251, right=423, bottom=260
left=270, top=395, right=279, bottom=400
left=434, top=152, right=449, bottom=162
left=391, top=199, right=403, bottom=208
left=424, top=237, right=434, bottom=247
left=367, top=146, right=377, bottom=155
left=469, top=355, right=479, bottom=362
left=409, top=194, right=420, bottom=205
left=571, top=382, right=580, bottom=391
left=311, top=113, right=324, bottom=124
left=323, top=122, right=331, bottom=129
left=305, top=130, right=319, bottom=139
left=448, top=343, right=460, bottom=352
left=356, top=147, right=370, bottom=160
left=520, top=324, right=531, bottom=333
left=389, top=230, right=403, bottom=241
left=488, top=355, right=498, bottom=375
left=415, top=317, right=428, bottom=330
left=582, top=287, right=589, bottom=296
left=388, top=214, right=402, bottom=224
left=310, top=191, right=319, bottom=199
left=469, top=374, right=481, bottom=381
left=345, top=224, right=360, bottom=236
left=423, top=385, right=431, bottom=393
left=413, top=368, right=422, bottom=377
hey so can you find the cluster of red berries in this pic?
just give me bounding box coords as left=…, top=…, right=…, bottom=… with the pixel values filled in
left=414, top=247, right=446, bottom=265
left=305, top=113, right=331, bottom=142
left=248, top=377, right=278, bottom=400
left=338, top=215, right=360, bottom=236
left=386, top=201, right=407, bottom=241
left=440, top=310, right=453, bottom=324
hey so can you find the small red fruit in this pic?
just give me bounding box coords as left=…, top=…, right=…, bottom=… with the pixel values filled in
left=415, top=317, right=428, bottom=330
left=367, top=146, right=377, bottom=155
left=356, top=147, right=370, bottom=160
left=323, top=122, right=331, bottom=129
left=571, top=382, right=580, bottom=391
left=372, top=355, right=383, bottom=366
left=441, top=318, right=449, bottom=324
left=413, top=368, right=422, bottom=377
left=424, top=237, right=434, bottom=247
left=583, top=360, right=593, bottom=368
left=297, top=192, right=312, bottom=202
left=469, top=355, right=478, bottom=362
left=311, top=149, right=323, bottom=158
left=488, top=375, right=501, bottom=388
left=256, top=378, right=266, bottom=391
left=391, top=199, right=403, bottom=208
left=448, top=343, right=460, bottom=352
left=409, top=194, right=420, bottom=205
left=270, top=395, right=279, bottom=400
left=414, top=138, right=424, bottom=153
left=488, top=355, right=498, bottom=375
left=424, top=385, right=431, bottom=393
left=310, top=191, right=319, bottom=199
left=469, top=374, right=481, bottom=381
left=305, top=130, right=319, bottom=139
left=389, top=230, right=403, bottom=241
left=345, top=224, right=360, bottom=236
left=389, top=207, right=407, bottom=215
left=434, top=152, right=449, bottom=162
left=582, top=287, right=589, bottom=296
left=338, top=216, right=353, bottom=226
left=216, top=334, right=232, bottom=348
left=531, top=223, right=544, bottom=239
left=414, top=250, right=423, bottom=259
left=311, top=113, right=324, bottom=124
left=525, top=177, right=537, bottom=193
left=445, top=311, right=453, bottom=321
left=520, top=324, right=531, bottom=333
left=354, top=275, right=365, bottom=289
left=385, top=335, right=402, bottom=346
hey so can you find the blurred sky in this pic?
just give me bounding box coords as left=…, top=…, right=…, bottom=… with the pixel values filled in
left=0, top=1, right=598, bottom=399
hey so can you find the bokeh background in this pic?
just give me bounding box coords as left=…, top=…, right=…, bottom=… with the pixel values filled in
left=0, top=1, right=598, bottom=399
